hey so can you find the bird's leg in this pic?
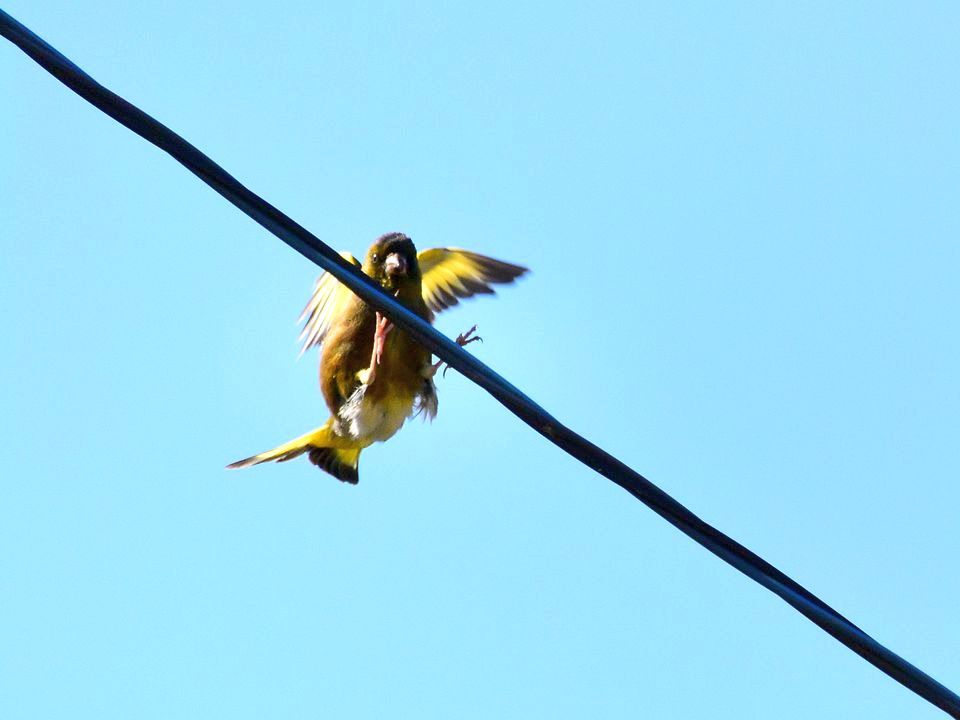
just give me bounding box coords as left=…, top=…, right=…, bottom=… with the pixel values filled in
left=375, top=312, right=394, bottom=365
left=364, top=312, right=394, bottom=385
left=426, top=325, right=482, bottom=378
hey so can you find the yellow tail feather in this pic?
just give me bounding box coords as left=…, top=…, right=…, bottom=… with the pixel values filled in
left=227, top=420, right=362, bottom=483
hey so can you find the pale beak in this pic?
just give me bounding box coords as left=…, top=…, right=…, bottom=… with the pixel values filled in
left=384, top=252, right=407, bottom=277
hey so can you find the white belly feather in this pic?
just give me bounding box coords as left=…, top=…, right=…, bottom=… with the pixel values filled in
left=338, top=384, right=413, bottom=445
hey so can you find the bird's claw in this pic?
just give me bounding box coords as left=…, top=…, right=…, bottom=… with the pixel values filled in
left=455, top=324, right=482, bottom=347
left=436, top=325, right=482, bottom=378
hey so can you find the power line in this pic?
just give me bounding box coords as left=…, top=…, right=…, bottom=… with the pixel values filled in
left=2, top=9, right=957, bottom=717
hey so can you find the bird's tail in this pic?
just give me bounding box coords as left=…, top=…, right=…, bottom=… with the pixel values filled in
left=226, top=420, right=362, bottom=484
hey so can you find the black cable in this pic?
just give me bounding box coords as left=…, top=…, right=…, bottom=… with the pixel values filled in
left=2, top=8, right=957, bottom=717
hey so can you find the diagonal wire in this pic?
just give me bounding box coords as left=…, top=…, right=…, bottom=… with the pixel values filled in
left=2, top=8, right=957, bottom=717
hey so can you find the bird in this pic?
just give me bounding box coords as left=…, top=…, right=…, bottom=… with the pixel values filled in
left=227, top=232, right=527, bottom=483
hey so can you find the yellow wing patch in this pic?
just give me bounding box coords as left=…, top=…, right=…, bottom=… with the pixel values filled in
left=297, top=252, right=361, bottom=356
left=418, top=247, right=528, bottom=315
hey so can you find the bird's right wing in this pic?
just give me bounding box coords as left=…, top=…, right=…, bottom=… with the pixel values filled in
left=297, top=252, right=361, bottom=356
left=417, top=247, right=528, bottom=315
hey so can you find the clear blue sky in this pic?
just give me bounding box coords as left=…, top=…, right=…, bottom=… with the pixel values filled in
left=2, top=2, right=958, bottom=718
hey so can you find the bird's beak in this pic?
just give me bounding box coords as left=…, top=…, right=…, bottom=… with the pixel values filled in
left=384, top=252, right=407, bottom=277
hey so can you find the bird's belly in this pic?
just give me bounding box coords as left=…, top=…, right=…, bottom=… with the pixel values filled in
left=337, top=385, right=414, bottom=446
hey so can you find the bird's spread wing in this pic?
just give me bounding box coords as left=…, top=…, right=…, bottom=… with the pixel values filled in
left=297, top=252, right=361, bottom=356
left=418, top=248, right=528, bottom=315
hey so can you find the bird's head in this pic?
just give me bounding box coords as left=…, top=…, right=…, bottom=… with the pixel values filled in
left=365, top=232, right=421, bottom=294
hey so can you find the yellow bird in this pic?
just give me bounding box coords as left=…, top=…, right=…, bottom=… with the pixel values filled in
left=227, top=232, right=527, bottom=483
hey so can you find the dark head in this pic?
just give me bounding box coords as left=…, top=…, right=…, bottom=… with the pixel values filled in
left=365, top=232, right=421, bottom=292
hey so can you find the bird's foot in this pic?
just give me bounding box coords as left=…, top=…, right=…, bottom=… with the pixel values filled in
left=428, top=325, right=482, bottom=378
left=365, top=312, right=394, bottom=385
left=455, top=325, right=481, bottom=348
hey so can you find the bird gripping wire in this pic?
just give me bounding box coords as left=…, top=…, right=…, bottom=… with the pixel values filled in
left=2, top=9, right=957, bottom=717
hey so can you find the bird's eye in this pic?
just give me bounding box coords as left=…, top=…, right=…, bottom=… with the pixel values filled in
left=371, top=253, right=379, bottom=263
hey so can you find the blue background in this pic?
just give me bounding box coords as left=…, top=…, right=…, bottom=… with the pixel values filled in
left=3, top=2, right=958, bottom=718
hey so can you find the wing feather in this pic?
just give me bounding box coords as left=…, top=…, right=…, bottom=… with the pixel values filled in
left=297, top=252, right=361, bottom=356
left=418, top=248, right=527, bottom=315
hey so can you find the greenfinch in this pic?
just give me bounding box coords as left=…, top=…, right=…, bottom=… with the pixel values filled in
left=227, top=232, right=527, bottom=483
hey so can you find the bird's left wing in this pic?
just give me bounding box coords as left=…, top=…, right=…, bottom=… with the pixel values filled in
left=297, top=252, right=361, bottom=356
left=418, top=248, right=528, bottom=315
